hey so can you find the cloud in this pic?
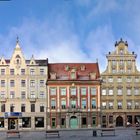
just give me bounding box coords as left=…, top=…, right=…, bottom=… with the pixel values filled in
left=85, top=25, right=115, bottom=72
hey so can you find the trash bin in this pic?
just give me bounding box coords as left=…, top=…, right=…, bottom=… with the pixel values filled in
left=93, top=130, right=97, bottom=136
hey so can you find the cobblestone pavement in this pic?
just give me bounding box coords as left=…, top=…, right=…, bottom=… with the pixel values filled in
left=0, top=128, right=140, bottom=140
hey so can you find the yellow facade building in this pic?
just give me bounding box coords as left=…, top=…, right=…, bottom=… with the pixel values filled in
left=101, top=39, right=140, bottom=127
left=0, top=39, right=48, bottom=130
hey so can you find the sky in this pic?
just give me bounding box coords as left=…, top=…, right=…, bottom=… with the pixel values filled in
left=0, top=0, right=140, bottom=72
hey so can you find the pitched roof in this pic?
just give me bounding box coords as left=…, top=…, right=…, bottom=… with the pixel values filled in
left=48, top=63, right=100, bottom=81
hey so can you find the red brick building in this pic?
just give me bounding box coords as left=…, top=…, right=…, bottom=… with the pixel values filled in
left=46, top=63, right=101, bottom=129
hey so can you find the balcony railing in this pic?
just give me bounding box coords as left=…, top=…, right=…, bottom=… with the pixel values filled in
left=67, top=107, right=81, bottom=113
left=0, top=98, right=6, bottom=102
left=29, top=98, right=36, bottom=102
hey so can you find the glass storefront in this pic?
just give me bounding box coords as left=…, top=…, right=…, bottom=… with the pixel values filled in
left=35, top=117, right=44, bottom=128
left=22, top=117, right=31, bottom=128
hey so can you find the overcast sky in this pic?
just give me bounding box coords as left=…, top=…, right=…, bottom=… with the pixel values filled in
left=0, top=0, right=140, bottom=72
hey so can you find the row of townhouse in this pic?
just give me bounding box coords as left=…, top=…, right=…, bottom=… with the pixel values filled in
left=0, top=38, right=139, bottom=130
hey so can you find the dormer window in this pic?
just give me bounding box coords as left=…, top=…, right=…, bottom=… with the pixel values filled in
left=50, top=72, right=56, bottom=80
left=71, top=72, right=76, bottom=79
left=90, top=72, right=96, bottom=80
left=120, top=49, right=124, bottom=55
left=70, top=69, right=77, bottom=80
left=65, top=65, right=69, bottom=71
left=81, top=65, right=86, bottom=71
left=15, top=55, right=21, bottom=64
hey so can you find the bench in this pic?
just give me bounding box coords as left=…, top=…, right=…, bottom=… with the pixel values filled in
left=101, top=128, right=115, bottom=136
left=7, top=130, right=20, bottom=138
left=136, top=128, right=140, bottom=135
left=46, top=130, right=60, bottom=137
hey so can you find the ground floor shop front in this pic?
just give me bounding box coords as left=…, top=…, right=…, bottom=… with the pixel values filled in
left=46, top=112, right=100, bottom=129
left=0, top=112, right=46, bottom=131
left=101, top=112, right=140, bottom=128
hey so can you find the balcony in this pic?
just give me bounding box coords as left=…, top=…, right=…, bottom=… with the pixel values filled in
left=67, top=107, right=81, bottom=113
left=29, top=98, right=36, bottom=102
left=127, top=106, right=132, bottom=109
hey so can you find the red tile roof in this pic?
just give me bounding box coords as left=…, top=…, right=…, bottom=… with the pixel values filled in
left=48, top=63, right=100, bottom=81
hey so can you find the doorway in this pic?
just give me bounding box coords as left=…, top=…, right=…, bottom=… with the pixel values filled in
left=116, top=116, right=123, bottom=127
left=8, top=118, right=18, bottom=130
left=70, top=116, right=78, bottom=129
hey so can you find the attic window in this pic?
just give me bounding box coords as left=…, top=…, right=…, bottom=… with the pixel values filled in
left=32, top=62, right=34, bottom=65
left=2, top=62, right=4, bottom=64
left=81, top=65, right=85, bottom=71
left=90, top=72, right=96, bottom=80
left=65, top=65, right=69, bottom=71
left=50, top=72, right=56, bottom=80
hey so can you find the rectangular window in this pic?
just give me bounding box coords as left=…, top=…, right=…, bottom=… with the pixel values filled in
left=39, top=91, right=45, bottom=98
left=70, top=88, right=76, bottom=96
left=51, top=99, right=56, bottom=109
left=30, top=80, right=35, bottom=87
left=40, top=69, right=44, bottom=75
left=109, top=116, right=113, bottom=124
left=108, top=89, right=113, bottom=95
left=31, top=104, right=35, bottom=112
left=21, top=80, right=26, bottom=87
left=10, top=80, right=15, bottom=87
left=102, top=102, right=106, bottom=109
left=30, top=91, right=35, bottom=98
left=81, top=87, right=87, bottom=95
left=0, top=118, right=4, bottom=128
left=118, top=77, right=122, bottom=83
left=109, top=102, right=113, bottom=109
left=50, top=88, right=56, bottom=95
left=127, top=77, right=131, bottom=82
left=60, top=88, right=66, bottom=96
left=127, top=89, right=131, bottom=95
left=91, top=87, right=96, bottom=95
left=118, top=101, right=122, bottom=109
left=1, top=69, right=5, bottom=75
left=40, top=80, right=44, bottom=87
left=10, top=91, right=15, bottom=98
left=127, top=101, right=132, bottom=109
left=30, top=69, right=35, bottom=75
left=135, top=102, right=139, bottom=109
left=117, top=89, right=122, bottom=95
left=21, top=104, right=26, bottom=112
left=52, top=118, right=56, bottom=128
left=102, top=89, right=106, bottom=95
left=35, top=117, right=44, bottom=127
left=1, top=80, right=5, bottom=87
left=21, top=69, right=25, bottom=75
left=22, top=117, right=31, bottom=128
left=81, top=99, right=86, bottom=109
left=0, top=91, right=5, bottom=98
left=1, top=104, right=5, bottom=112
left=82, top=117, right=87, bottom=126
left=91, top=99, right=96, bottom=109
left=71, top=100, right=76, bottom=108
left=40, top=104, right=44, bottom=112
left=61, top=118, right=65, bottom=127
left=10, top=104, right=14, bottom=112
left=134, top=88, right=139, bottom=95
left=10, top=69, right=14, bottom=75
left=108, top=77, right=113, bottom=82
left=135, top=77, right=139, bottom=83
left=61, top=100, right=66, bottom=109
left=21, top=91, right=26, bottom=99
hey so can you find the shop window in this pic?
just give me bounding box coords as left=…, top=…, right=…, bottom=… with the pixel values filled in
left=0, top=117, right=4, bottom=128
left=22, top=117, right=31, bottom=128
left=35, top=117, right=44, bottom=128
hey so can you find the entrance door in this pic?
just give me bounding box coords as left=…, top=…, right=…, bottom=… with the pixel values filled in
left=70, top=116, right=78, bottom=129
left=116, top=116, right=123, bottom=127
left=8, top=118, right=18, bottom=130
